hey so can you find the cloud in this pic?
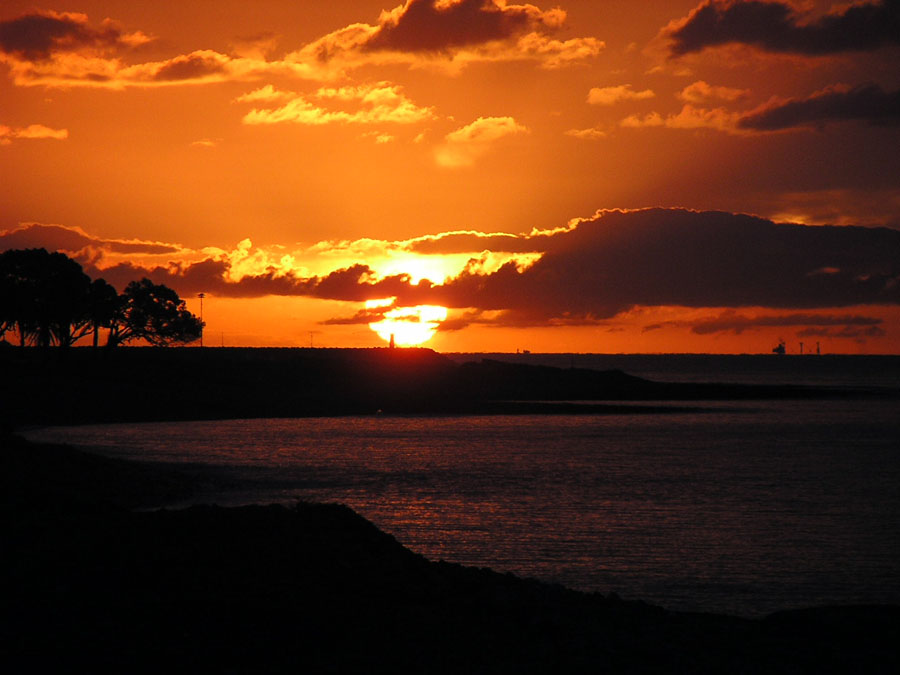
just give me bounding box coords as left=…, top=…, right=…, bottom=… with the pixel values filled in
left=241, top=82, right=435, bottom=126
left=405, top=229, right=547, bottom=254
left=797, top=325, right=885, bottom=339
left=151, top=51, right=229, bottom=82
left=587, top=84, right=655, bottom=106
left=662, top=0, right=900, bottom=58
left=230, top=32, right=281, bottom=60
left=288, top=0, right=602, bottom=74
left=767, top=188, right=900, bottom=228
left=8, top=211, right=899, bottom=331
left=679, top=310, right=884, bottom=335
left=620, top=111, right=664, bottom=128
left=678, top=80, right=748, bottom=103
left=364, top=0, right=564, bottom=53
left=0, top=10, right=150, bottom=61
left=2, top=3, right=601, bottom=89
left=359, top=131, right=396, bottom=144
left=320, top=306, right=393, bottom=326
left=418, top=209, right=900, bottom=322
left=0, top=123, right=67, bottom=144
left=621, top=83, right=900, bottom=134
left=564, top=127, right=607, bottom=140
left=190, top=138, right=219, bottom=149
left=0, top=222, right=180, bottom=257
left=0, top=10, right=314, bottom=88
left=434, top=115, right=529, bottom=167
left=233, top=84, right=296, bottom=103
left=737, top=83, right=900, bottom=131
left=621, top=105, right=740, bottom=132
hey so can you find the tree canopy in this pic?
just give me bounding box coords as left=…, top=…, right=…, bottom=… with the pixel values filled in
left=107, top=278, right=203, bottom=348
left=0, top=248, right=203, bottom=348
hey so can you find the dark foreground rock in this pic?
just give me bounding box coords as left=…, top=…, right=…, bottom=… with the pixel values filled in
left=2, top=435, right=897, bottom=674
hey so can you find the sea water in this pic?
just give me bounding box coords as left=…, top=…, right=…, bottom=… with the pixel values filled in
left=23, top=396, right=900, bottom=617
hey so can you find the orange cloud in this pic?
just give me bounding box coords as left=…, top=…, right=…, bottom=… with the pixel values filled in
left=1, top=4, right=602, bottom=90
left=0, top=123, right=67, bottom=144
left=564, top=127, right=607, bottom=140
left=241, top=82, right=435, bottom=126
left=286, top=0, right=602, bottom=75
left=435, top=116, right=529, bottom=167
left=621, top=104, right=742, bottom=133
left=678, top=80, right=748, bottom=103
left=233, top=84, right=297, bottom=103
left=0, top=10, right=315, bottom=88
left=587, top=84, right=655, bottom=105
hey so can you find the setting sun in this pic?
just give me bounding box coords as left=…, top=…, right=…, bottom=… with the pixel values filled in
left=368, top=304, right=449, bottom=346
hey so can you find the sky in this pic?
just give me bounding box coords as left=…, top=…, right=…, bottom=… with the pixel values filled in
left=2, top=0, right=899, bottom=353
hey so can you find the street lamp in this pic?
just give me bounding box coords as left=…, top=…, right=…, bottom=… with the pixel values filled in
left=197, top=293, right=205, bottom=347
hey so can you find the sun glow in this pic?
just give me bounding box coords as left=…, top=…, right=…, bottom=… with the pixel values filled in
left=368, top=303, right=448, bottom=346
left=374, top=253, right=465, bottom=284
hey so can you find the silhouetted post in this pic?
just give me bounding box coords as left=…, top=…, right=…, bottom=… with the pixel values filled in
left=799, top=341, right=804, bottom=355
left=389, top=333, right=395, bottom=349
left=197, top=293, right=205, bottom=347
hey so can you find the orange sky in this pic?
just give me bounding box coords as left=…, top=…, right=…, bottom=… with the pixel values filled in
left=2, top=0, right=899, bottom=353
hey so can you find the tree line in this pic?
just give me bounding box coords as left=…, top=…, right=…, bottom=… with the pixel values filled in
left=0, top=248, right=203, bottom=348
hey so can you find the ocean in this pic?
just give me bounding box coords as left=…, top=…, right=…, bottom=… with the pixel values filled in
left=22, top=354, right=900, bottom=617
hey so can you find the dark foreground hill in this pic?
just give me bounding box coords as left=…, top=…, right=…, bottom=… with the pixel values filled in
left=2, top=434, right=898, bottom=674
left=2, top=345, right=888, bottom=429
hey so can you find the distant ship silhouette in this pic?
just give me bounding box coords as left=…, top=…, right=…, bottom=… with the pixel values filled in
left=772, top=341, right=786, bottom=355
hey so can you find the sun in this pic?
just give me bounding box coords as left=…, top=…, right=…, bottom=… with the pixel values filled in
left=367, top=301, right=448, bottom=346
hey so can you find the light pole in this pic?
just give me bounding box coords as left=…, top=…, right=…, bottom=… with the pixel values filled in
left=197, top=293, right=205, bottom=347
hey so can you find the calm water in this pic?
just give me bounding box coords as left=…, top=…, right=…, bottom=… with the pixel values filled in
left=24, top=397, right=900, bottom=617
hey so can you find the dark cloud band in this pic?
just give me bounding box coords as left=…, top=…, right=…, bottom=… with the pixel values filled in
left=0, top=11, right=129, bottom=61
left=6, top=210, right=900, bottom=328
left=665, top=0, right=900, bottom=57
left=738, top=84, right=900, bottom=131
left=363, top=0, right=557, bottom=54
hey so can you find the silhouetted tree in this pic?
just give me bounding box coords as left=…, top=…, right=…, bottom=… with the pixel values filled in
left=1, top=250, right=199, bottom=349
left=0, top=248, right=93, bottom=347
left=0, top=261, right=15, bottom=344
left=85, top=278, right=120, bottom=348
left=107, top=278, right=203, bottom=348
